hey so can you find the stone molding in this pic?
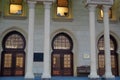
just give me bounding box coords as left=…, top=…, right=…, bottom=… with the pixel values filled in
left=86, top=0, right=113, bottom=5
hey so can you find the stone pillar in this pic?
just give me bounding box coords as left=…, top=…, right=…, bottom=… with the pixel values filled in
left=41, top=1, right=52, bottom=80
left=25, top=1, right=36, bottom=79
left=103, top=5, right=115, bottom=79
left=88, top=5, right=99, bottom=79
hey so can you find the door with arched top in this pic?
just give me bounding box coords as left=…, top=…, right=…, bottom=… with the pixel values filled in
left=1, top=31, right=26, bottom=76
left=51, top=33, right=73, bottom=76
left=98, top=35, right=118, bottom=76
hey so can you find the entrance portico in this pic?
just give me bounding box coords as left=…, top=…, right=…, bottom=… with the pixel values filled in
left=0, top=0, right=120, bottom=80
left=25, top=0, right=115, bottom=80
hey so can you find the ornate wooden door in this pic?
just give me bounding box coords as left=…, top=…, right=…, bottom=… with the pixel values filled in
left=51, top=51, right=73, bottom=76
left=1, top=51, right=25, bottom=76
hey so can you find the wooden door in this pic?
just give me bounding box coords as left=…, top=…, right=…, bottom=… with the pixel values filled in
left=1, top=51, right=25, bottom=76
left=51, top=51, right=73, bottom=76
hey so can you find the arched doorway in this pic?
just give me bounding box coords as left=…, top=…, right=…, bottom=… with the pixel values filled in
left=51, top=32, right=73, bottom=76
left=1, top=31, right=26, bottom=76
left=98, top=35, right=118, bottom=76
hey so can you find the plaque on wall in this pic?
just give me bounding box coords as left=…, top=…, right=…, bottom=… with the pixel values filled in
left=83, top=54, right=90, bottom=59
left=34, top=53, right=44, bottom=62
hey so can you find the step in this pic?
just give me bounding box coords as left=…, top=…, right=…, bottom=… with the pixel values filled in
left=0, top=76, right=120, bottom=80
left=0, top=77, right=24, bottom=80
left=52, top=76, right=88, bottom=80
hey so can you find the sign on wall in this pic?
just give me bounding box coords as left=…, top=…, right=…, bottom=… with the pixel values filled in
left=34, top=53, right=44, bottom=62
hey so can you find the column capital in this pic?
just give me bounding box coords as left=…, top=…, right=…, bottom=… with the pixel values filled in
left=28, top=1, right=36, bottom=9
left=103, top=5, right=112, bottom=12
left=43, top=1, right=52, bottom=9
left=88, top=4, right=97, bottom=12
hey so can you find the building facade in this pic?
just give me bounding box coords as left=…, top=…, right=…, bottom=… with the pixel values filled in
left=0, top=0, right=120, bottom=80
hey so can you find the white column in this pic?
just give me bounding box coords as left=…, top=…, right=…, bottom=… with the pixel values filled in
left=25, top=1, right=36, bottom=79
left=103, top=5, right=114, bottom=78
left=42, top=1, right=52, bottom=79
left=88, top=5, right=99, bottom=78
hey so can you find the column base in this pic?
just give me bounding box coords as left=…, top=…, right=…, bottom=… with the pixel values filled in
left=104, top=73, right=115, bottom=79
left=88, top=73, right=99, bottom=79
left=25, top=72, right=34, bottom=79
left=102, top=74, right=115, bottom=80
left=41, top=73, right=51, bottom=79
left=41, top=78, right=51, bottom=80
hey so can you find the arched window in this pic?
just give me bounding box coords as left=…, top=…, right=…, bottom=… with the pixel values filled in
left=51, top=32, right=73, bottom=76
left=1, top=31, right=26, bottom=76
left=98, top=35, right=118, bottom=76
left=52, top=33, right=73, bottom=50
left=2, top=31, right=25, bottom=50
